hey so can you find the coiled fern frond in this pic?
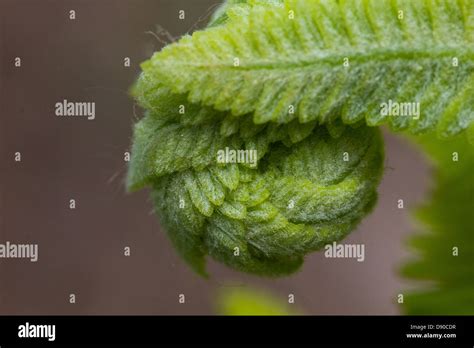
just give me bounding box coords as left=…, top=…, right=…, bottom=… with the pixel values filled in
left=128, top=0, right=474, bottom=276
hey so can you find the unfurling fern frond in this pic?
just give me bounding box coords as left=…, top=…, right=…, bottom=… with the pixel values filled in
left=128, top=91, right=384, bottom=275
left=127, top=0, right=472, bottom=277
left=138, top=0, right=474, bottom=137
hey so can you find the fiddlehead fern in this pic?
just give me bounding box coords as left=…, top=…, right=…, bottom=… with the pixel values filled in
left=128, top=0, right=474, bottom=276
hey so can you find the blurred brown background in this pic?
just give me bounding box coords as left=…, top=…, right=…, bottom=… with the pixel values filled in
left=0, top=0, right=430, bottom=315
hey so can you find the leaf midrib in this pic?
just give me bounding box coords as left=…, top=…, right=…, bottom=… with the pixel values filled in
left=159, top=46, right=474, bottom=71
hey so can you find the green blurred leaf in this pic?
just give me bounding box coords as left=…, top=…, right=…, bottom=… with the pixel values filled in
left=401, top=133, right=474, bottom=314
left=216, top=287, right=296, bottom=315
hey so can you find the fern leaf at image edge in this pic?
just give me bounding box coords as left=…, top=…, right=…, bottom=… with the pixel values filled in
left=400, top=135, right=474, bottom=315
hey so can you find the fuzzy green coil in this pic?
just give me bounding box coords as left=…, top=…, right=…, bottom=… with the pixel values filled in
left=128, top=109, right=383, bottom=276
left=125, top=0, right=474, bottom=315
left=128, top=86, right=384, bottom=276
left=127, top=0, right=398, bottom=276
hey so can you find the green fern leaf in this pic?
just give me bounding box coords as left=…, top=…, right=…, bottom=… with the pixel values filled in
left=138, top=0, right=474, bottom=137
left=401, top=134, right=474, bottom=314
